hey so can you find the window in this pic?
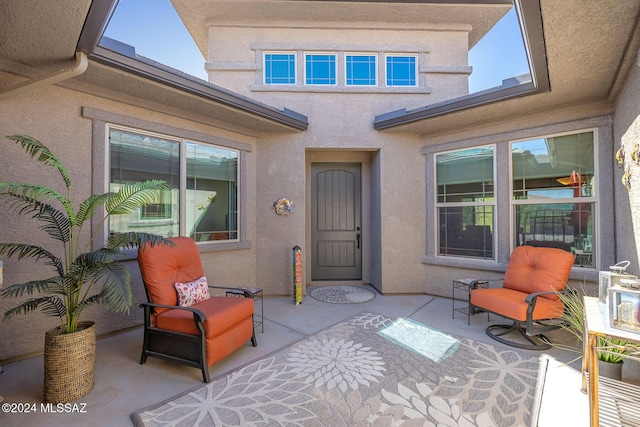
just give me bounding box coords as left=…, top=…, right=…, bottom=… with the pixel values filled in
left=386, top=55, right=416, bottom=86
left=264, top=52, right=296, bottom=84
left=109, top=127, right=239, bottom=242
left=305, top=53, right=336, bottom=85
left=346, top=54, right=376, bottom=86
left=436, top=146, right=495, bottom=259
left=512, top=131, right=596, bottom=267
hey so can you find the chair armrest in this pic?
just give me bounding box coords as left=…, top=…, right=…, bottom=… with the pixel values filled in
left=209, top=285, right=255, bottom=298
left=139, top=301, right=206, bottom=323
left=525, top=289, right=565, bottom=305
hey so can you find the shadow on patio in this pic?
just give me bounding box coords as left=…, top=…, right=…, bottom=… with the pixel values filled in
left=0, top=287, right=589, bottom=426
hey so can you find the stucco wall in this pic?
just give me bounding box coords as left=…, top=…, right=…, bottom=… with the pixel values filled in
left=0, top=78, right=260, bottom=361
left=613, top=61, right=640, bottom=274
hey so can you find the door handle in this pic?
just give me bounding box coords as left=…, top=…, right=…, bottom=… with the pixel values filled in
left=356, top=227, right=360, bottom=249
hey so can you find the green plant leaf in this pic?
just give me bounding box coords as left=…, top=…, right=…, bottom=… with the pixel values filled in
left=75, top=193, right=113, bottom=227
left=104, top=180, right=169, bottom=215
left=3, top=296, right=66, bottom=320
left=0, top=243, right=64, bottom=277
left=106, top=232, right=173, bottom=251
left=6, top=135, right=72, bottom=188
left=0, top=184, right=75, bottom=224
left=3, top=193, right=70, bottom=243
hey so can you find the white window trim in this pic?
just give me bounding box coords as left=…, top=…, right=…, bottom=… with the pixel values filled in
left=434, top=144, right=497, bottom=261
left=304, top=52, right=338, bottom=86
left=344, top=52, right=378, bottom=86
left=508, top=127, right=599, bottom=267
left=263, top=51, right=297, bottom=85
left=385, top=53, right=418, bottom=87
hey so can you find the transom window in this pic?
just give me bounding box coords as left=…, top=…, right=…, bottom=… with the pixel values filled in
left=305, top=53, right=336, bottom=85
left=436, top=146, right=495, bottom=259
left=346, top=54, right=377, bottom=86
left=109, top=127, right=239, bottom=242
left=264, top=52, right=296, bottom=84
left=511, top=131, right=596, bottom=267
left=386, top=54, right=417, bottom=86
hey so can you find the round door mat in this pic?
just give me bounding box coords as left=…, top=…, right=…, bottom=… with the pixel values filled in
left=308, top=286, right=376, bottom=304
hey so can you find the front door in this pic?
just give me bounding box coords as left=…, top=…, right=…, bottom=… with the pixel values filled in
left=311, top=163, right=362, bottom=280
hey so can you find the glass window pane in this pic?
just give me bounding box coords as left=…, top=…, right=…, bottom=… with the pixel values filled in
left=265, top=53, right=295, bottom=84
left=515, top=203, right=594, bottom=267
left=109, top=129, right=179, bottom=237
left=346, top=55, right=376, bottom=85
left=439, top=206, right=494, bottom=259
left=436, top=147, right=494, bottom=203
left=186, top=143, right=238, bottom=242
left=386, top=55, right=416, bottom=86
left=305, top=54, right=336, bottom=85
left=512, top=131, right=595, bottom=200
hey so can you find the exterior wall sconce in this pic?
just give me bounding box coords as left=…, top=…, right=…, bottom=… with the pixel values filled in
left=273, top=198, right=293, bottom=215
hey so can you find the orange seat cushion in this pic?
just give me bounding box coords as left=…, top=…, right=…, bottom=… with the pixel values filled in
left=502, top=245, right=574, bottom=300
left=155, top=297, right=255, bottom=366
left=470, top=288, right=564, bottom=321
left=138, top=236, right=205, bottom=314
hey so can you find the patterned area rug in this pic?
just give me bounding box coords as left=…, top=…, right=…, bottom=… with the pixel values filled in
left=308, top=285, right=376, bottom=303
left=131, top=313, right=546, bottom=427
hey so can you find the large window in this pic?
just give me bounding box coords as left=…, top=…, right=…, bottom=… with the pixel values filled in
left=109, top=127, right=239, bottom=242
left=512, top=131, right=596, bottom=267
left=436, top=146, right=495, bottom=259
left=386, top=54, right=417, bottom=86
left=346, top=54, right=377, bottom=86
left=264, top=52, right=296, bottom=84
left=305, top=53, right=336, bottom=85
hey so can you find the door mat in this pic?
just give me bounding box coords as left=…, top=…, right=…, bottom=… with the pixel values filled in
left=308, top=285, right=376, bottom=304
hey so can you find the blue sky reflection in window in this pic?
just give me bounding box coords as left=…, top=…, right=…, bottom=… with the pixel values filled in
left=346, top=55, right=376, bottom=86
left=305, top=54, right=336, bottom=85
left=386, top=55, right=416, bottom=86
left=265, top=53, right=296, bottom=84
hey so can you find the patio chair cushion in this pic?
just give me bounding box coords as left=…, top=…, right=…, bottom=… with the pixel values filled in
left=502, top=245, right=573, bottom=300
left=470, top=288, right=564, bottom=322
left=138, top=236, right=205, bottom=313
left=155, top=296, right=255, bottom=366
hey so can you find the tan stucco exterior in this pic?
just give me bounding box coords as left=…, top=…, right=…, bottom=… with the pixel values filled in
left=1, top=0, right=640, bottom=362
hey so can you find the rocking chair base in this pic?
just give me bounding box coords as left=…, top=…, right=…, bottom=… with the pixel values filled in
left=486, top=322, right=551, bottom=350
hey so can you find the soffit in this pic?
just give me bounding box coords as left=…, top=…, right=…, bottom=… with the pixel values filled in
left=172, top=0, right=511, bottom=58
left=0, top=0, right=92, bottom=69
left=376, top=0, right=640, bottom=135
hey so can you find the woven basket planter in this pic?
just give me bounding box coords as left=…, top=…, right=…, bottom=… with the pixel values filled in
left=44, top=321, right=96, bottom=403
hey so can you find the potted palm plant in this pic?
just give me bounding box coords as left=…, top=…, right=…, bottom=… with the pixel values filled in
left=0, top=135, right=171, bottom=403
left=558, top=286, right=629, bottom=380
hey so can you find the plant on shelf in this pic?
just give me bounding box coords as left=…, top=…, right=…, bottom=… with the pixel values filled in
left=0, top=135, right=171, bottom=402
left=556, top=285, right=629, bottom=379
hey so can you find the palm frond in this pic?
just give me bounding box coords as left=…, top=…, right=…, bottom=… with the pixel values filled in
left=0, top=243, right=64, bottom=276
left=106, top=232, right=174, bottom=251
left=3, top=296, right=66, bottom=320
left=0, top=184, right=75, bottom=223
left=0, top=278, right=53, bottom=299
left=95, top=262, right=133, bottom=314
left=105, top=180, right=169, bottom=215
left=2, top=193, right=70, bottom=243
left=76, top=193, right=112, bottom=227
left=6, top=135, right=71, bottom=188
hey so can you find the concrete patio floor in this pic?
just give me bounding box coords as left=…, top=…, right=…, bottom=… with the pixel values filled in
left=0, top=286, right=596, bottom=426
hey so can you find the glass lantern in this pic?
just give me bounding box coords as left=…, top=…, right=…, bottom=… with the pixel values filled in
left=608, top=280, right=640, bottom=334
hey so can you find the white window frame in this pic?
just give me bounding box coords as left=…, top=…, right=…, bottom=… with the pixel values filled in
left=263, top=51, right=297, bottom=85
left=509, top=128, right=599, bottom=267
left=304, top=52, right=338, bottom=86
left=344, top=52, right=378, bottom=86
left=385, top=53, right=418, bottom=87
left=107, top=124, right=241, bottom=243
left=434, top=144, right=497, bottom=260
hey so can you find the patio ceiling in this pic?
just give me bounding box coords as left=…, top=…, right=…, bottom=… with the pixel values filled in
left=375, top=0, right=640, bottom=134
left=1, top=0, right=639, bottom=137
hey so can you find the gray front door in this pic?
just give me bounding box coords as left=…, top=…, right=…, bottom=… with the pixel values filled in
left=311, top=163, right=362, bottom=280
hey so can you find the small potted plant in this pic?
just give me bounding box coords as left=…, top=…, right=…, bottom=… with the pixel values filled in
left=0, top=135, right=171, bottom=403
left=557, top=285, right=629, bottom=380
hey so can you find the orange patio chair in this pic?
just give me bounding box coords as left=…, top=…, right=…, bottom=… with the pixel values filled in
left=470, top=245, right=574, bottom=350
left=137, top=236, right=256, bottom=382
